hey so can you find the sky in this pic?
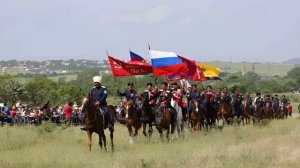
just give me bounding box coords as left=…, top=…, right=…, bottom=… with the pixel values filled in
left=0, top=0, right=299, bottom=62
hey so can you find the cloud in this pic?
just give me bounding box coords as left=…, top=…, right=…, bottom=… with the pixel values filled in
left=118, top=5, right=172, bottom=23
left=180, top=15, right=193, bottom=24
left=145, top=5, right=172, bottom=23
left=118, top=12, right=142, bottom=22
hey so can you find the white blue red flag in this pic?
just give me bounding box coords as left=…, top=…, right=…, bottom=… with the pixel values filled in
left=130, top=51, right=146, bottom=62
left=149, top=50, right=188, bottom=77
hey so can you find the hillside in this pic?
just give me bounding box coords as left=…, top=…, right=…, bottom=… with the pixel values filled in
left=282, top=58, right=300, bottom=64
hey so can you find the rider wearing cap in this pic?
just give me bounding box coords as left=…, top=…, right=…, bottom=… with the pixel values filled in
left=142, top=82, right=158, bottom=107
left=187, top=84, right=202, bottom=114
left=253, top=92, right=264, bottom=114
left=117, top=82, right=141, bottom=117
left=158, top=82, right=177, bottom=122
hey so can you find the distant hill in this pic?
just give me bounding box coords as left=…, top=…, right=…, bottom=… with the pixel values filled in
left=282, top=58, right=300, bottom=64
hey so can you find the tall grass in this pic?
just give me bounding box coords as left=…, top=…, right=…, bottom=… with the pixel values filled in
left=1, top=116, right=300, bottom=168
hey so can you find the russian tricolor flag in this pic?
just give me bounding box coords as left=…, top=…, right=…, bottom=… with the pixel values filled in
left=130, top=51, right=146, bottom=62
left=149, top=50, right=189, bottom=77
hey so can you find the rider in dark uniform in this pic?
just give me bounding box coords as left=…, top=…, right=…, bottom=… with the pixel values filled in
left=188, top=84, right=202, bottom=114
left=81, top=76, right=113, bottom=130
left=141, top=82, right=158, bottom=113
left=281, top=95, right=288, bottom=107
left=117, top=82, right=141, bottom=117
left=254, top=92, right=264, bottom=114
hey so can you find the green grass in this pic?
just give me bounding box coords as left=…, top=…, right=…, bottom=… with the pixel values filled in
left=1, top=110, right=300, bottom=168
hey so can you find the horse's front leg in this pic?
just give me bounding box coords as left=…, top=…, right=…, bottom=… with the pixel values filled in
left=87, top=131, right=92, bottom=151
left=142, top=122, right=147, bottom=137
left=128, top=125, right=134, bottom=144
left=109, top=128, right=114, bottom=152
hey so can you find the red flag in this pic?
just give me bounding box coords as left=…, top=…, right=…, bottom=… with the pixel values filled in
left=108, top=56, right=152, bottom=77
left=178, top=56, right=206, bottom=81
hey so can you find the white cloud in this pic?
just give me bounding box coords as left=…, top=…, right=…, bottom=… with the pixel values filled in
left=145, top=5, right=172, bottom=23
left=118, top=12, right=142, bottom=23
left=118, top=5, right=172, bottom=23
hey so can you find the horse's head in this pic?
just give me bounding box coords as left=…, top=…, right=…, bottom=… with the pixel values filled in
left=192, top=100, right=199, bottom=113
left=124, top=100, right=134, bottom=119
left=81, top=96, right=97, bottom=114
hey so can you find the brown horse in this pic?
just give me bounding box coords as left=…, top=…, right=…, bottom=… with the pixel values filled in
left=81, top=97, right=114, bottom=152
left=220, top=93, right=230, bottom=126
left=124, top=100, right=141, bottom=144
left=190, top=100, right=203, bottom=131
left=281, top=105, right=288, bottom=119
left=154, top=104, right=173, bottom=142
left=264, top=101, right=273, bottom=119
left=242, top=98, right=253, bottom=124
left=254, top=101, right=263, bottom=122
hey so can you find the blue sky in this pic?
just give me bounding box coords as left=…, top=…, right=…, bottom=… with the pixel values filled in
left=0, top=0, right=299, bottom=62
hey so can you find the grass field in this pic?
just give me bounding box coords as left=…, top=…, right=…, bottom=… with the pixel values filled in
left=1, top=106, right=300, bottom=168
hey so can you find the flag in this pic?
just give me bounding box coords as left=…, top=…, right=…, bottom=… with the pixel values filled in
left=197, top=63, right=221, bottom=79
left=165, top=75, right=184, bottom=82
left=165, top=56, right=206, bottom=81
left=179, top=56, right=206, bottom=81
left=130, top=51, right=146, bottom=62
left=149, top=50, right=189, bottom=77
left=108, top=56, right=152, bottom=77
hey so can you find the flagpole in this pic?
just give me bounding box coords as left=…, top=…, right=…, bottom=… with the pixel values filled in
left=148, top=44, right=157, bottom=86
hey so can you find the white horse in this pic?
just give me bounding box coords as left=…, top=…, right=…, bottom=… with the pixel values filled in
left=171, top=98, right=184, bottom=138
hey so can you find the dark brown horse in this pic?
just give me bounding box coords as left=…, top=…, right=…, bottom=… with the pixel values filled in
left=124, top=100, right=141, bottom=144
left=254, top=101, right=263, bottom=122
left=281, top=105, right=288, bottom=119
left=220, top=93, right=230, bottom=126
left=264, top=101, right=273, bottom=119
left=81, top=97, right=114, bottom=152
left=242, top=98, right=253, bottom=124
left=140, top=93, right=155, bottom=139
left=202, top=94, right=217, bottom=129
left=154, top=104, right=173, bottom=142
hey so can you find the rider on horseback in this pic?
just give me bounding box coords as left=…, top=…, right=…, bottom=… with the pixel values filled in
left=117, top=82, right=142, bottom=118
left=204, top=85, right=216, bottom=103
left=171, top=82, right=186, bottom=121
left=81, top=76, right=113, bottom=130
left=188, top=84, right=202, bottom=115
left=253, top=92, right=264, bottom=114
left=280, top=95, right=288, bottom=107
left=158, top=82, right=177, bottom=123
left=142, top=82, right=158, bottom=112
left=244, top=91, right=253, bottom=110
left=223, top=87, right=232, bottom=104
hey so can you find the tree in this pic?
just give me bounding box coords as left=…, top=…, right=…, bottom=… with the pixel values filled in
left=287, top=67, right=300, bottom=78
left=25, top=77, right=57, bottom=105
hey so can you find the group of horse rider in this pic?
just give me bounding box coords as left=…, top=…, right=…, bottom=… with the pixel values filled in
left=81, top=75, right=292, bottom=130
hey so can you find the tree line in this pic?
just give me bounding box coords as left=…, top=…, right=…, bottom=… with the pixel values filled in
left=0, top=67, right=299, bottom=106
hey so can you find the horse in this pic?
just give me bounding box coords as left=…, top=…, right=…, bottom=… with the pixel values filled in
left=190, top=100, right=203, bottom=131
left=264, top=101, right=273, bottom=119
left=154, top=104, right=174, bottom=142
left=254, top=101, right=263, bottom=122
left=231, top=95, right=244, bottom=125
left=124, top=100, right=141, bottom=144
left=81, top=96, right=114, bottom=152
left=171, top=98, right=184, bottom=138
left=202, top=94, right=217, bottom=129
left=242, top=98, right=253, bottom=124
left=220, top=93, right=230, bottom=126
left=140, top=92, right=155, bottom=139
left=272, top=103, right=281, bottom=119
left=281, top=105, right=288, bottom=119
